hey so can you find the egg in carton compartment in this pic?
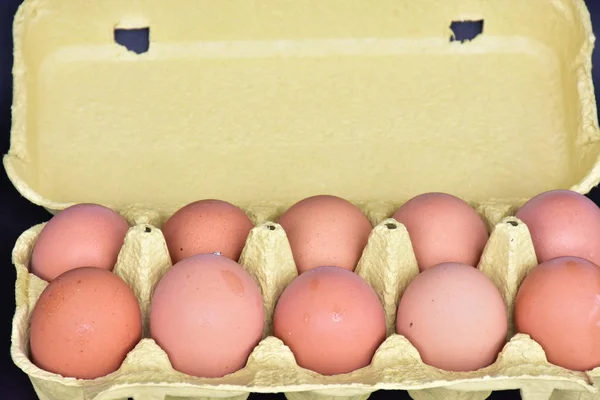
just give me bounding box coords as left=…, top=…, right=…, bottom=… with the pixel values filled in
left=7, top=205, right=600, bottom=400
left=5, top=0, right=600, bottom=399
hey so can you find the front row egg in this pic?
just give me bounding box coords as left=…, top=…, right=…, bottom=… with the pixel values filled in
left=396, top=262, right=508, bottom=372
left=514, top=256, right=600, bottom=371
left=149, top=254, right=265, bottom=378
left=273, top=266, right=387, bottom=375
left=29, top=267, right=142, bottom=380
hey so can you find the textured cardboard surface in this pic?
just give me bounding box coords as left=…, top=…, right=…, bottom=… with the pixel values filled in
left=4, top=0, right=600, bottom=399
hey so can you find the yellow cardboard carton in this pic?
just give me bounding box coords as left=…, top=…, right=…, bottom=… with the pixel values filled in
left=5, top=0, right=600, bottom=399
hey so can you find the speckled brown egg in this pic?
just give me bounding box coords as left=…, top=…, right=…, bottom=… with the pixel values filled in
left=515, top=190, right=600, bottom=266
left=396, top=262, right=507, bottom=372
left=29, top=267, right=142, bottom=379
left=162, top=199, right=254, bottom=263
left=392, top=193, right=489, bottom=271
left=514, top=256, right=600, bottom=371
left=149, top=254, right=265, bottom=378
left=273, top=266, right=386, bottom=375
left=30, top=203, right=129, bottom=282
left=277, top=195, right=372, bottom=273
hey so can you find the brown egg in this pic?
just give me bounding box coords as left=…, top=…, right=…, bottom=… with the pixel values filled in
left=29, top=267, right=142, bottom=379
left=30, top=203, right=129, bottom=282
left=514, top=256, right=600, bottom=371
left=396, top=262, right=507, bottom=372
left=515, top=190, right=600, bottom=265
left=277, top=195, right=372, bottom=273
left=392, top=193, right=488, bottom=271
left=273, top=266, right=386, bottom=375
left=150, top=254, right=265, bottom=378
left=162, top=199, right=254, bottom=263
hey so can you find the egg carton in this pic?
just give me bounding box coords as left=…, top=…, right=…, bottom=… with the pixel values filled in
left=6, top=0, right=600, bottom=398
left=9, top=203, right=600, bottom=400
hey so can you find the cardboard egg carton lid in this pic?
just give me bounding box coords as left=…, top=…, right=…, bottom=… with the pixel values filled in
left=3, top=0, right=600, bottom=217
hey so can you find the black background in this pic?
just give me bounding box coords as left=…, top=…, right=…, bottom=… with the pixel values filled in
left=1, top=1, right=600, bottom=399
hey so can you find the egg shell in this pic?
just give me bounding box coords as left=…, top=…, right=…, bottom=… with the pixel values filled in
left=277, top=195, right=372, bottom=273
left=29, top=267, right=142, bottom=380
left=149, top=254, right=265, bottom=378
left=9, top=207, right=598, bottom=400
left=515, top=190, right=600, bottom=266
left=514, top=256, right=600, bottom=371
left=162, top=199, right=254, bottom=263
left=30, top=203, right=129, bottom=281
left=396, top=262, right=508, bottom=372
left=273, top=266, right=386, bottom=375
left=392, top=193, right=489, bottom=271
